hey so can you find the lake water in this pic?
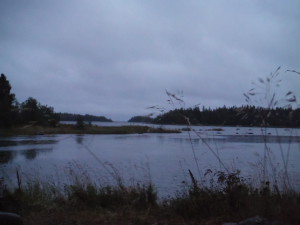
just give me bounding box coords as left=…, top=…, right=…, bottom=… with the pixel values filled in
left=1, top=122, right=300, bottom=197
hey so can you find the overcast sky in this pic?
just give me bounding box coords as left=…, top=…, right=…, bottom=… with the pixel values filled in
left=1, top=0, right=299, bottom=121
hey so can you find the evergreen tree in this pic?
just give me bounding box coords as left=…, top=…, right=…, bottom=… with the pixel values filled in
left=152, top=105, right=300, bottom=127
left=20, top=97, right=58, bottom=125
left=0, top=74, right=16, bottom=128
left=76, top=115, right=85, bottom=129
left=20, top=97, right=40, bottom=123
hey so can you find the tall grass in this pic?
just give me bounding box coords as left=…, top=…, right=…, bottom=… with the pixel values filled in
left=166, top=169, right=300, bottom=223
left=1, top=167, right=157, bottom=211
left=160, top=67, right=299, bottom=191
left=157, top=67, right=300, bottom=223
left=243, top=67, right=299, bottom=191
left=1, top=167, right=300, bottom=224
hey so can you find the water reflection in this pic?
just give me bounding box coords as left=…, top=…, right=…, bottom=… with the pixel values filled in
left=0, top=139, right=57, bottom=147
left=75, top=135, right=84, bottom=144
left=0, top=140, right=18, bottom=147
left=167, top=133, right=300, bottom=144
left=0, top=151, right=17, bottom=164
left=22, top=149, right=38, bottom=160
left=0, top=147, right=54, bottom=164
left=0, top=136, right=57, bottom=164
left=20, top=148, right=53, bottom=160
left=223, top=135, right=300, bottom=143
left=161, top=136, right=201, bottom=144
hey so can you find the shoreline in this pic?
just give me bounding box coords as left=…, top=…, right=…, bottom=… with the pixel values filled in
left=0, top=124, right=180, bottom=136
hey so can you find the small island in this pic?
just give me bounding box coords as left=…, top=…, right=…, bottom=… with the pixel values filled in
left=128, top=116, right=154, bottom=123
left=57, top=113, right=113, bottom=122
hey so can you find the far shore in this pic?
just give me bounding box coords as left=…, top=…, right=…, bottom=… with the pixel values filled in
left=0, top=124, right=181, bottom=136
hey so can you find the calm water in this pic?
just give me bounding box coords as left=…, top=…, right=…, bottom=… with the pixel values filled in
left=1, top=122, right=300, bottom=196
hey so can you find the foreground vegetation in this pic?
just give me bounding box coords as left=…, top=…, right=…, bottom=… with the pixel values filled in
left=0, top=124, right=180, bottom=136
left=1, top=169, right=299, bottom=225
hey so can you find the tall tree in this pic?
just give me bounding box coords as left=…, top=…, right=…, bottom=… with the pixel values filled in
left=0, top=74, right=16, bottom=128
left=20, top=97, right=58, bottom=126
left=20, top=97, right=40, bottom=123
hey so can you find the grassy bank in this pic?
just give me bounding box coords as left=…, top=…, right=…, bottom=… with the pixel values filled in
left=1, top=170, right=299, bottom=225
left=0, top=124, right=180, bottom=136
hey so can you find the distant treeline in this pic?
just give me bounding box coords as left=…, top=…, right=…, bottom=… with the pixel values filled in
left=153, top=106, right=300, bottom=127
left=58, top=113, right=112, bottom=122
left=128, top=116, right=154, bottom=123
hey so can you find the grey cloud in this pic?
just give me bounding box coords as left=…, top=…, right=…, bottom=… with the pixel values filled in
left=1, top=0, right=299, bottom=120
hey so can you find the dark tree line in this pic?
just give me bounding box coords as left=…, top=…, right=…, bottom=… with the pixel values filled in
left=0, top=74, right=57, bottom=128
left=128, top=116, right=154, bottom=123
left=17, top=97, right=59, bottom=126
left=0, top=73, right=113, bottom=128
left=0, top=74, right=17, bottom=128
left=153, top=106, right=300, bottom=127
left=57, top=113, right=112, bottom=122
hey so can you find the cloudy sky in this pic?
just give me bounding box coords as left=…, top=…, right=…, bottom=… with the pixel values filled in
left=1, top=0, right=299, bottom=121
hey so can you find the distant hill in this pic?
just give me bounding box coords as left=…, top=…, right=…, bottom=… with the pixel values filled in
left=128, top=116, right=154, bottom=123
left=57, top=113, right=113, bottom=122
